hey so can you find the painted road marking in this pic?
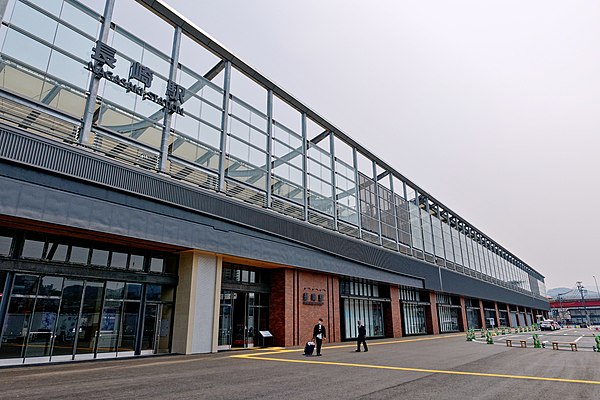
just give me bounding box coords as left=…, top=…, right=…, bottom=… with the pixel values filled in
left=575, top=336, right=584, bottom=343
left=234, top=353, right=600, bottom=386
left=9, top=335, right=463, bottom=379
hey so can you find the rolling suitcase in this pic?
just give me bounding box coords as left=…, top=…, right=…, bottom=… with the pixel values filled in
left=304, top=341, right=315, bottom=355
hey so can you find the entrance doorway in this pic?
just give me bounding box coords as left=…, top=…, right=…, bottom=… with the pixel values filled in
left=0, top=274, right=174, bottom=365
left=218, top=291, right=268, bottom=350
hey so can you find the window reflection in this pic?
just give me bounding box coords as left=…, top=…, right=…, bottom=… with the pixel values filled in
left=69, top=246, right=89, bottom=264
left=45, top=242, right=68, bottom=262
left=0, top=236, right=13, bottom=256
left=22, top=240, right=45, bottom=259
left=10, top=1, right=58, bottom=43
left=38, top=276, right=64, bottom=297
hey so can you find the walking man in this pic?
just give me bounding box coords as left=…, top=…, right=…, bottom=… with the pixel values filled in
left=313, top=318, right=326, bottom=356
left=356, top=320, right=368, bottom=352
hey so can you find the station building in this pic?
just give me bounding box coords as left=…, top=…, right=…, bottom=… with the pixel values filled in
left=0, top=0, right=549, bottom=365
left=550, top=297, right=600, bottom=327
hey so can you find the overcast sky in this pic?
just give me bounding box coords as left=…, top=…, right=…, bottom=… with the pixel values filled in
left=164, top=0, right=600, bottom=291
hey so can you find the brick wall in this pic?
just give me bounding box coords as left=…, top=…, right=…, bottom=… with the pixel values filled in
left=269, top=268, right=341, bottom=347
left=384, top=286, right=402, bottom=338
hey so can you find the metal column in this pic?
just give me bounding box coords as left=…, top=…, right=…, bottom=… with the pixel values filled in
left=218, top=61, right=232, bottom=193
left=134, top=283, right=148, bottom=355
left=372, top=161, right=383, bottom=245
left=80, top=0, right=115, bottom=144
left=159, top=26, right=182, bottom=172
left=265, top=90, right=273, bottom=208
left=388, top=175, right=400, bottom=251
left=301, top=112, right=308, bottom=221
left=329, top=132, right=338, bottom=230
left=352, top=147, right=362, bottom=239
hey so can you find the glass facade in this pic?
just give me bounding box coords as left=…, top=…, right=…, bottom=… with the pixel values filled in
left=437, top=294, right=460, bottom=333
left=0, top=0, right=546, bottom=305
left=218, top=264, right=269, bottom=349
left=0, top=274, right=174, bottom=365
left=340, top=280, right=385, bottom=339
left=0, top=229, right=177, bottom=365
left=400, top=288, right=428, bottom=335
left=465, top=298, right=481, bottom=329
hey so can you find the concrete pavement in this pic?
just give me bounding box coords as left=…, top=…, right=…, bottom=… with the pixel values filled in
left=1, top=332, right=599, bottom=399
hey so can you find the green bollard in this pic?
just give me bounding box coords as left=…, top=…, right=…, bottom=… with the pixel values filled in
left=533, top=333, right=541, bottom=348
left=594, top=335, right=600, bottom=352
left=486, top=331, right=494, bottom=344
left=480, top=330, right=486, bottom=338
left=501, top=327, right=506, bottom=335
left=466, top=330, right=472, bottom=341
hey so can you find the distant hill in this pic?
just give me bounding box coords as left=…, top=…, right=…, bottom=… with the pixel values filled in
left=547, top=287, right=599, bottom=300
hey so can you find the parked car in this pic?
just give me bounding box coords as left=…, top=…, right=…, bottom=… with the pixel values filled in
left=540, top=319, right=559, bottom=331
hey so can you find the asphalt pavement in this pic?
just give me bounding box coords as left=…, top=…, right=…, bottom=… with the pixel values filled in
left=1, top=331, right=599, bottom=400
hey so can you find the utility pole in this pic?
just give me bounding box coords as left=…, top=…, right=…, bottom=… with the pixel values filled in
left=576, top=281, right=591, bottom=326
left=557, top=293, right=564, bottom=325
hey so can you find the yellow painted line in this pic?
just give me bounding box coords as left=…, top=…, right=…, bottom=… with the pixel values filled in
left=324, top=333, right=464, bottom=349
left=231, top=334, right=464, bottom=356
left=237, top=356, right=600, bottom=386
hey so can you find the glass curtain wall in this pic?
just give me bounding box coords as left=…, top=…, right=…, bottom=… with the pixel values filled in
left=340, top=280, right=385, bottom=339
left=437, top=294, right=460, bottom=333
left=465, top=298, right=481, bottom=329
left=399, top=287, right=428, bottom=335
left=0, top=274, right=174, bottom=365
left=218, top=264, right=270, bottom=349
left=0, top=0, right=547, bottom=299
left=484, top=308, right=497, bottom=329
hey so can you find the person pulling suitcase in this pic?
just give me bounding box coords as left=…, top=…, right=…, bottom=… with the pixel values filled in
left=313, top=318, right=326, bottom=356
left=356, top=320, right=368, bottom=352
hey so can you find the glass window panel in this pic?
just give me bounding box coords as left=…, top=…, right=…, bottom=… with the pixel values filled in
left=10, top=2, right=58, bottom=43
left=105, top=281, right=125, bottom=300
left=27, top=0, right=62, bottom=17
left=196, top=122, right=222, bottom=150
left=0, top=236, right=13, bottom=256
left=25, top=298, right=61, bottom=358
left=126, top=283, right=142, bottom=300
left=129, top=254, right=144, bottom=271
left=141, top=47, right=170, bottom=79
left=149, top=258, right=164, bottom=273
left=110, top=252, right=128, bottom=269
left=52, top=279, right=84, bottom=357
left=178, top=34, right=222, bottom=85
left=97, top=300, right=121, bottom=353
left=76, top=281, right=104, bottom=355
left=79, top=0, right=105, bottom=16
left=112, top=31, right=143, bottom=63
left=112, top=0, right=173, bottom=55
left=119, top=301, right=140, bottom=352
left=22, top=239, right=45, bottom=259
left=90, top=249, right=109, bottom=267
left=59, top=1, right=100, bottom=38
left=228, top=137, right=267, bottom=167
left=44, top=242, right=68, bottom=262
left=146, top=284, right=162, bottom=302
left=0, top=297, right=35, bottom=359
left=54, top=23, right=94, bottom=60
left=69, top=246, right=89, bottom=264
left=38, top=276, right=63, bottom=297
left=46, top=52, right=90, bottom=90
left=12, top=274, right=40, bottom=295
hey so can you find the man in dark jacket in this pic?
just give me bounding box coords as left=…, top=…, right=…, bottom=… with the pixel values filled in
left=313, top=318, right=326, bottom=356
left=356, top=320, right=368, bottom=352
